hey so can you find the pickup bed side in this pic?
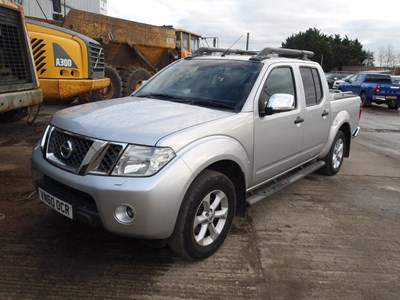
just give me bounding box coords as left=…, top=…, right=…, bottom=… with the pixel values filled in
left=319, top=91, right=361, bottom=160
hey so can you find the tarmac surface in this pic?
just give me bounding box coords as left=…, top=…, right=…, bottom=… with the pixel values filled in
left=0, top=103, right=399, bottom=299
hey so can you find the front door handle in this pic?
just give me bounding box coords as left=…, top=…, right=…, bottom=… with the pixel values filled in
left=294, top=116, right=304, bottom=124
left=322, top=110, right=329, bottom=117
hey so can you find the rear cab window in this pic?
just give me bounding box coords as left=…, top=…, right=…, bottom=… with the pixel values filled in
left=365, top=75, right=391, bottom=83
left=300, top=67, right=323, bottom=106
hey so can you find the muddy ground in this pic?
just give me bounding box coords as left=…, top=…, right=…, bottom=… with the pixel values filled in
left=0, top=104, right=399, bottom=299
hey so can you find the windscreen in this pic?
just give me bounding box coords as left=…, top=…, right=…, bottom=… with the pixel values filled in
left=134, top=59, right=262, bottom=112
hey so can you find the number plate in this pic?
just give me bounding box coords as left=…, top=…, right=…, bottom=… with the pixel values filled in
left=386, top=96, right=397, bottom=100
left=38, top=188, right=73, bottom=219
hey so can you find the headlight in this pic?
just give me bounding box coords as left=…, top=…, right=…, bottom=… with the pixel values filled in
left=111, top=145, right=175, bottom=177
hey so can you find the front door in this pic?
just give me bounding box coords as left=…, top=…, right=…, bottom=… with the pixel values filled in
left=253, top=66, right=305, bottom=186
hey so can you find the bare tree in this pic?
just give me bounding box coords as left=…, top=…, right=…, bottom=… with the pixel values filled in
left=379, top=45, right=399, bottom=69
left=385, top=45, right=395, bottom=68
left=378, top=46, right=385, bottom=68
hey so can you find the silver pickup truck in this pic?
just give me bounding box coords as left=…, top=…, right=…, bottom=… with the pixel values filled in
left=32, top=47, right=361, bottom=260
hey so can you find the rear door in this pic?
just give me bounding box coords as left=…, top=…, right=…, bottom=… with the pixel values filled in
left=299, top=66, right=331, bottom=157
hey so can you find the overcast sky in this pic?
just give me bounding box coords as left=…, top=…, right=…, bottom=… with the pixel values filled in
left=107, top=0, right=397, bottom=61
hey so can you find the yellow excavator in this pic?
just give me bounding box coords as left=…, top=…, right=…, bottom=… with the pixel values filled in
left=28, top=8, right=203, bottom=101
left=25, top=18, right=110, bottom=103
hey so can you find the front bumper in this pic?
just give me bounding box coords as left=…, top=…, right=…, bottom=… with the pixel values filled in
left=31, top=143, right=194, bottom=239
left=39, top=78, right=110, bottom=102
left=352, top=126, right=360, bottom=137
left=0, top=88, right=42, bottom=113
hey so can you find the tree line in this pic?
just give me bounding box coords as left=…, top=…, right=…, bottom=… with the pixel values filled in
left=281, top=28, right=374, bottom=72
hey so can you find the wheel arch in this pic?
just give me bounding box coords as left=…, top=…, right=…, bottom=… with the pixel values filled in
left=318, top=111, right=352, bottom=159
left=339, top=122, right=351, bottom=157
left=175, top=136, right=251, bottom=218
left=206, top=160, right=247, bottom=217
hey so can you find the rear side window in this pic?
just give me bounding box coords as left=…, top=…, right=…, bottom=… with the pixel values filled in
left=300, top=67, right=323, bottom=106
left=366, top=75, right=391, bottom=83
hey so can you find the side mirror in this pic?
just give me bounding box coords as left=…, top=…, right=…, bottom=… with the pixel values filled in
left=261, top=93, right=295, bottom=116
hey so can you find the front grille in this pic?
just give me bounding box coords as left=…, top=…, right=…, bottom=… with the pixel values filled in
left=88, top=42, right=105, bottom=78
left=48, top=129, right=94, bottom=172
left=45, top=127, right=125, bottom=175
left=0, top=4, right=32, bottom=88
left=95, top=144, right=123, bottom=173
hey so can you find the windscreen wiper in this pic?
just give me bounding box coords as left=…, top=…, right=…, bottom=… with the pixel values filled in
left=190, top=99, right=235, bottom=110
left=136, top=93, right=235, bottom=110
left=136, top=93, right=176, bottom=100
left=136, top=93, right=195, bottom=103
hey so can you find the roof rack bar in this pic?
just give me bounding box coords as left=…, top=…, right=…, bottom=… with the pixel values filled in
left=190, top=46, right=314, bottom=60
left=191, top=47, right=259, bottom=57
left=252, top=47, right=314, bottom=60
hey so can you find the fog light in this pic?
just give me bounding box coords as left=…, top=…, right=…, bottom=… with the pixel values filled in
left=114, top=204, right=136, bottom=224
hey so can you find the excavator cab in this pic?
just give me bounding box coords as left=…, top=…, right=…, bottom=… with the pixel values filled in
left=175, top=29, right=201, bottom=58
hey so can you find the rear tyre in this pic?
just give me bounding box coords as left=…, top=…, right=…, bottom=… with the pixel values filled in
left=360, top=92, right=371, bottom=107
left=319, top=130, right=346, bottom=176
left=168, top=170, right=236, bottom=260
left=121, top=67, right=151, bottom=96
left=89, top=65, right=122, bottom=101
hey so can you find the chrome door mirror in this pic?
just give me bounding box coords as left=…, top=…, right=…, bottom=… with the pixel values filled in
left=262, top=93, right=295, bottom=116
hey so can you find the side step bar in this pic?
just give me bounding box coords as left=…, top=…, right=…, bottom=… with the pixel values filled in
left=246, top=160, right=326, bottom=206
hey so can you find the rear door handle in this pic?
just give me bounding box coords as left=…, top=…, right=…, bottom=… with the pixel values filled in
left=294, top=116, right=304, bottom=124
left=322, top=110, right=329, bottom=117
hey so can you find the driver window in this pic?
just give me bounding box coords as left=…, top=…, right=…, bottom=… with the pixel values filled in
left=348, top=74, right=358, bottom=83
left=259, top=67, right=296, bottom=113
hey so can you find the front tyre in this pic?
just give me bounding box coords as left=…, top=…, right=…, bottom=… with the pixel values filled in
left=90, top=65, right=122, bottom=101
left=168, top=170, right=236, bottom=260
left=121, top=67, right=151, bottom=96
left=319, top=130, right=346, bottom=176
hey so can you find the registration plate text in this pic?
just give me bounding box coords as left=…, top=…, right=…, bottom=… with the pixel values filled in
left=38, top=188, right=73, bottom=219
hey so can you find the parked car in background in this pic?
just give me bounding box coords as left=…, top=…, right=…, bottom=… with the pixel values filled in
left=339, top=72, right=400, bottom=109
left=326, top=73, right=352, bottom=89
left=333, top=74, right=353, bottom=89
left=326, top=73, right=345, bottom=88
